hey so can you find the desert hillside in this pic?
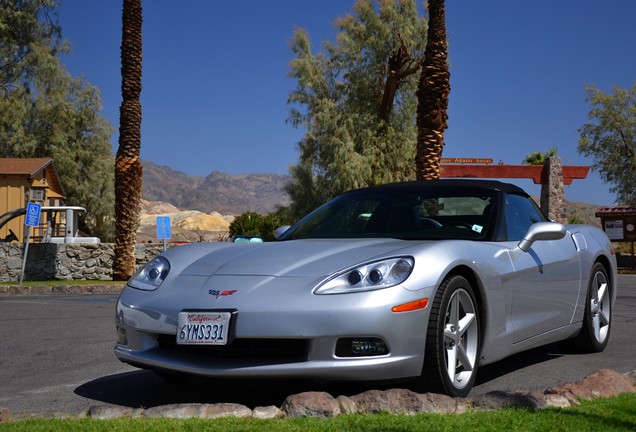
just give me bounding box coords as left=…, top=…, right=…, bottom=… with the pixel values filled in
left=137, top=199, right=234, bottom=243
left=141, top=159, right=290, bottom=215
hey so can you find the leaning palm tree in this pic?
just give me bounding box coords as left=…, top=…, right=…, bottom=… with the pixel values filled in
left=113, top=0, right=143, bottom=280
left=415, top=0, right=450, bottom=180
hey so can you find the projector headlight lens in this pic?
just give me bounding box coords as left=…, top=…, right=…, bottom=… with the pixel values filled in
left=314, top=257, right=414, bottom=295
left=128, top=256, right=170, bottom=291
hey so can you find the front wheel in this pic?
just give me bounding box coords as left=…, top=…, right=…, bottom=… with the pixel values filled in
left=574, top=263, right=612, bottom=352
left=420, top=275, right=480, bottom=397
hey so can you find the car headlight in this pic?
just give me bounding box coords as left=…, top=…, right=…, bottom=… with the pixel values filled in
left=127, top=256, right=170, bottom=291
left=314, top=257, right=414, bottom=295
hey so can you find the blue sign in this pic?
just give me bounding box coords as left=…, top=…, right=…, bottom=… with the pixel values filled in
left=25, top=202, right=42, bottom=227
left=156, top=216, right=171, bottom=239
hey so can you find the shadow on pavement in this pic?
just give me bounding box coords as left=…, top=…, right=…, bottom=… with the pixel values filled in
left=75, top=343, right=571, bottom=408
left=75, top=370, right=374, bottom=409
left=475, top=342, right=568, bottom=387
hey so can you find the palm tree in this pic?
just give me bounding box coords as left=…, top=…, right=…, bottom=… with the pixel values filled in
left=522, top=147, right=557, bottom=165
left=113, top=0, right=143, bottom=280
left=415, top=0, right=450, bottom=180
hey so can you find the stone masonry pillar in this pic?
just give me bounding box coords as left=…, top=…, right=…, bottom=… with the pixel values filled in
left=540, top=156, right=566, bottom=223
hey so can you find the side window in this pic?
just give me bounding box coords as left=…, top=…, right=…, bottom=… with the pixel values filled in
left=504, top=194, right=545, bottom=241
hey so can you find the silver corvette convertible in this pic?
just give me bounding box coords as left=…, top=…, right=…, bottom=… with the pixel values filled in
left=115, top=179, right=617, bottom=397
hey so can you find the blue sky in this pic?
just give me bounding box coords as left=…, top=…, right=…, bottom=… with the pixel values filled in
left=57, top=1, right=636, bottom=206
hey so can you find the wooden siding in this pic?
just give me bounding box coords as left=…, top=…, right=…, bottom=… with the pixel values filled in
left=0, top=158, right=66, bottom=242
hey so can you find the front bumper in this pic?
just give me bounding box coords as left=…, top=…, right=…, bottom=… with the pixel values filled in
left=114, top=277, right=432, bottom=382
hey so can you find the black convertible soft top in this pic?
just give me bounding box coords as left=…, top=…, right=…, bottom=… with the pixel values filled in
left=348, top=179, right=529, bottom=197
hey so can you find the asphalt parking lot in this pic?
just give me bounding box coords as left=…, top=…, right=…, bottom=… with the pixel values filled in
left=1, top=275, right=635, bottom=416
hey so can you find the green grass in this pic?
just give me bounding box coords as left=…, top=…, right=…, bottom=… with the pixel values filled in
left=2, top=393, right=635, bottom=432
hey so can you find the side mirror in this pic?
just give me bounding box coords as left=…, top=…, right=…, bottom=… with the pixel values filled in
left=517, top=222, right=566, bottom=252
left=273, top=225, right=291, bottom=239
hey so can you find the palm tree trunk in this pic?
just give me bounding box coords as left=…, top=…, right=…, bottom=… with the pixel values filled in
left=114, top=0, right=143, bottom=280
left=416, top=0, right=450, bottom=180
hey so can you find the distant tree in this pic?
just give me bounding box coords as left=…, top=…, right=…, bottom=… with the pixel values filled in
left=578, top=84, right=636, bottom=206
left=522, top=147, right=557, bottom=165
left=260, top=207, right=294, bottom=241
left=114, top=0, right=143, bottom=280
left=229, top=208, right=294, bottom=241
left=229, top=212, right=262, bottom=238
left=0, top=0, right=115, bottom=240
left=286, top=0, right=427, bottom=218
left=415, top=0, right=450, bottom=180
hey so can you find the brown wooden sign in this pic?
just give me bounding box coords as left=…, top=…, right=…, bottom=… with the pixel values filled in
left=595, top=208, right=636, bottom=241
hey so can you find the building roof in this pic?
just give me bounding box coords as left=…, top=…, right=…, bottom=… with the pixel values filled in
left=0, top=157, right=65, bottom=198
left=0, top=157, right=54, bottom=175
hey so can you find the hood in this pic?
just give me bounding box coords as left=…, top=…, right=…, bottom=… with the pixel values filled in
left=181, top=238, right=419, bottom=278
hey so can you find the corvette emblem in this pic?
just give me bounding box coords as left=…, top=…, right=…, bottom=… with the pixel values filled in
left=209, top=289, right=237, bottom=299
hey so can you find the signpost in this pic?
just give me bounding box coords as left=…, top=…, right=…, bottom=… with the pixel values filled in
left=20, top=202, right=42, bottom=285
left=156, top=216, right=171, bottom=251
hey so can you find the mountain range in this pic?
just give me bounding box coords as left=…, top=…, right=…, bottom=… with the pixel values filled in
left=141, top=159, right=290, bottom=215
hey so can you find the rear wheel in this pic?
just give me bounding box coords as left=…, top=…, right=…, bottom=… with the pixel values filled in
left=575, top=262, right=611, bottom=352
left=421, top=275, right=480, bottom=397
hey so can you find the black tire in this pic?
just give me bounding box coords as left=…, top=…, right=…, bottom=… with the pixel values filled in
left=574, top=262, right=612, bottom=352
left=421, top=275, right=480, bottom=397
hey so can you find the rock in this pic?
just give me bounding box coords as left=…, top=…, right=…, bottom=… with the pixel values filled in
left=350, top=388, right=428, bottom=415
left=88, top=405, right=139, bottom=419
left=143, top=404, right=198, bottom=419
left=143, top=403, right=252, bottom=419
left=252, top=405, right=284, bottom=419
left=547, top=368, right=636, bottom=403
left=281, top=391, right=341, bottom=418
left=336, top=395, right=358, bottom=415
left=0, top=407, right=10, bottom=423
left=200, top=403, right=252, bottom=419
left=543, top=394, right=572, bottom=408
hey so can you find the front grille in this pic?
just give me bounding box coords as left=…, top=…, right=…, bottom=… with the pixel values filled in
left=156, top=334, right=309, bottom=363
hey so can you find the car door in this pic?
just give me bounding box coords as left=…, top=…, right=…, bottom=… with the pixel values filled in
left=503, top=194, right=581, bottom=344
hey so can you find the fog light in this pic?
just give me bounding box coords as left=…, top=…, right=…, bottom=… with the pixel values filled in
left=335, top=337, right=389, bottom=357
left=117, top=326, right=128, bottom=345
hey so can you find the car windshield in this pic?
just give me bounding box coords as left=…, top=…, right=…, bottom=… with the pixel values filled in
left=279, top=186, right=498, bottom=241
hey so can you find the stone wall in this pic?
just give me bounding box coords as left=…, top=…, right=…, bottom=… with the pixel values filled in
left=0, top=243, right=168, bottom=282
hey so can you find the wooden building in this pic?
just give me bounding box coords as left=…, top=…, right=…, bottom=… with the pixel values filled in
left=0, top=158, right=66, bottom=241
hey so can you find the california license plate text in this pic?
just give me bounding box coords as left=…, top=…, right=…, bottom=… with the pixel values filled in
left=177, top=312, right=230, bottom=345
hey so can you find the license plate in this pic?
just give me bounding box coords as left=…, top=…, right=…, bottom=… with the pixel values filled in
left=177, top=311, right=231, bottom=345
